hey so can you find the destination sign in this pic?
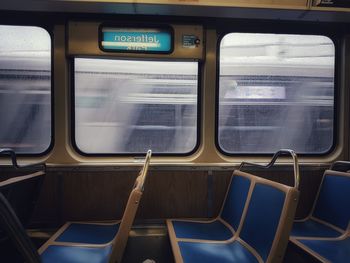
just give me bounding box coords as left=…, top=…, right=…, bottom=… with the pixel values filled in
left=101, top=27, right=172, bottom=53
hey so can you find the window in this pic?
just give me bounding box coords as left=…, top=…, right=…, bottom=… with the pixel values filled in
left=0, top=25, right=51, bottom=154
left=74, top=58, right=199, bottom=155
left=218, top=33, right=335, bottom=154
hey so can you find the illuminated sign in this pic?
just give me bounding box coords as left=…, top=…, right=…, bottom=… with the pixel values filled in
left=101, top=27, right=172, bottom=53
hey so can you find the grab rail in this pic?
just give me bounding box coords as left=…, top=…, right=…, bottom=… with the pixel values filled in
left=238, top=149, right=300, bottom=189
left=0, top=148, right=45, bottom=170
left=138, top=149, right=152, bottom=191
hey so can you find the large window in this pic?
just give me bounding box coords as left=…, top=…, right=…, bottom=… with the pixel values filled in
left=218, top=33, right=335, bottom=154
left=0, top=25, right=51, bottom=154
left=74, top=58, right=199, bottom=155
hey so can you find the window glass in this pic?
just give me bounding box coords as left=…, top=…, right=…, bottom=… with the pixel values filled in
left=218, top=33, right=335, bottom=154
left=74, top=58, right=198, bottom=154
left=0, top=25, right=51, bottom=154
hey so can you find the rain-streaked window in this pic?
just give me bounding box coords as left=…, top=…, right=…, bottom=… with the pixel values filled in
left=74, top=58, right=198, bottom=154
left=218, top=33, right=335, bottom=154
left=0, top=26, right=51, bottom=154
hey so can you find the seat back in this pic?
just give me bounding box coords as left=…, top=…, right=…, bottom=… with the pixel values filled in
left=0, top=171, right=45, bottom=227
left=109, top=150, right=152, bottom=263
left=0, top=192, right=41, bottom=263
left=0, top=148, right=45, bottom=227
left=312, top=170, right=350, bottom=231
left=0, top=171, right=45, bottom=258
left=221, top=171, right=252, bottom=231
left=239, top=177, right=299, bottom=263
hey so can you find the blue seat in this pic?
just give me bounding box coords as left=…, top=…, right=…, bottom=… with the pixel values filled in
left=172, top=220, right=233, bottom=241
left=167, top=171, right=299, bottom=263
left=0, top=151, right=152, bottom=263
left=37, top=151, right=152, bottom=263
left=291, top=219, right=341, bottom=238
left=178, top=241, right=259, bottom=263
left=37, top=222, right=121, bottom=263
left=290, top=169, right=350, bottom=263
left=0, top=150, right=152, bottom=263
left=41, top=245, right=112, bottom=263
left=296, top=237, right=350, bottom=263
left=167, top=171, right=251, bottom=241
left=54, top=222, right=120, bottom=244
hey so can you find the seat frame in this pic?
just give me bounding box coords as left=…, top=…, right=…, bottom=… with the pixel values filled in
left=290, top=168, right=350, bottom=262
left=167, top=170, right=252, bottom=241
left=291, top=170, right=350, bottom=239
left=39, top=150, right=152, bottom=263
left=167, top=170, right=299, bottom=263
left=291, top=231, right=350, bottom=263
left=38, top=221, right=121, bottom=253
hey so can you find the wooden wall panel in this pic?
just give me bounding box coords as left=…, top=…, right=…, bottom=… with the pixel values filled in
left=31, top=169, right=226, bottom=226
left=30, top=173, right=61, bottom=226
left=139, top=171, right=209, bottom=219
left=60, top=171, right=137, bottom=221
left=0, top=165, right=326, bottom=227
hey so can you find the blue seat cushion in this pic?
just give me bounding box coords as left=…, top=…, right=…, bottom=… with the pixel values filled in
left=291, top=219, right=342, bottom=238
left=41, top=245, right=112, bottom=263
left=299, top=237, right=350, bottom=263
left=313, top=173, right=350, bottom=231
left=221, top=175, right=251, bottom=231
left=178, top=240, right=259, bottom=263
left=239, top=183, right=285, bottom=261
left=55, top=223, right=119, bottom=244
left=172, top=220, right=233, bottom=241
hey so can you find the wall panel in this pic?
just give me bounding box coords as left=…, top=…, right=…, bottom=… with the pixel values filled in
left=27, top=165, right=326, bottom=227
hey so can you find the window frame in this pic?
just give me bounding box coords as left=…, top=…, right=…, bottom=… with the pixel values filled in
left=215, top=30, right=340, bottom=157
left=71, top=56, right=202, bottom=157
left=0, top=24, right=54, bottom=156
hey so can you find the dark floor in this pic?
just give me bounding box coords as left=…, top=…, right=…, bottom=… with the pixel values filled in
left=122, top=226, right=174, bottom=263
left=283, top=242, right=320, bottom=263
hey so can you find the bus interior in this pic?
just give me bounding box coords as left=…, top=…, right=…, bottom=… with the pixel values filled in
left=0, top=0, right=350, bottom=262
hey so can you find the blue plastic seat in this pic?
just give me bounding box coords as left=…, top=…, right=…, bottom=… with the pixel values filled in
left=291, top=170, right=350, bottom=239
left=178, top=241, right=259, bottom=263
left=37, top=150, right=152, bottom=263
left=172, top=220, right=233, bottom=241
left=297, top=237, right=350, bottom=263
left=167, top=171, right=299, bottom=263
left=290, top=169, right=350, bottom=263
left=54, top=222, right=120, bottom=244
left=41, top=245, right=112, bottom=263
left=291, top=219, right=341, bottom=238
left=167, top=172, right=251, bottom=241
